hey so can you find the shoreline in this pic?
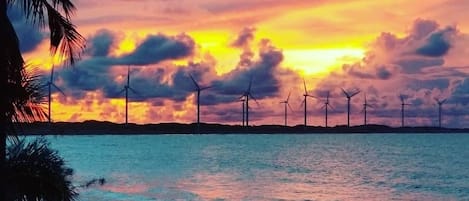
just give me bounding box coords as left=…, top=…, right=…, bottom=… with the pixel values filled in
left=15, top=120, right=469, bottom=135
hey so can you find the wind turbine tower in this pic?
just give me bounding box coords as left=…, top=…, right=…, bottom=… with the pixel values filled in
left=399, top=95, right=410, bottom=127
left=362, top=94, right=373, bottom=126
left=119, top=66, right=138, bottom=125
left=189, top=74, right=211, bottom=132
left=342, top=88, right=360, bottom=127
left=239, top=98, right=245, bottom=126
left=301, top=79, right=315, bottom=127
left=240, top=77, right=258, bottom=127
left=321, top=91, right=334, bottom=128
left=45, top=66, right=65, bottom=123
left=280, top=91, right=294, bottom=126
left=435, top=98, right=447, bottom=128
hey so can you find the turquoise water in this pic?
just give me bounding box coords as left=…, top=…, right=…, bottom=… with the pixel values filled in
left=44, top=134, right=469, bottom=201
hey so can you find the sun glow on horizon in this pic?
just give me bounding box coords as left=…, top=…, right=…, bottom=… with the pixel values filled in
left=283, top=48, right=364, bottom=75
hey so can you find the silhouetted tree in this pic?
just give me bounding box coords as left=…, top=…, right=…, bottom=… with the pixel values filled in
left=6, top=138, right=77, bottom=201
left=0, top=0, right=84, bottom=199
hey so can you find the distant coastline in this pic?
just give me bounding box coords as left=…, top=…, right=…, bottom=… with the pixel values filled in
left=15, top=120, right=469, bottom=135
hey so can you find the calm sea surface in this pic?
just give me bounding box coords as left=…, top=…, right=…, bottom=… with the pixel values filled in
left=41, top=134, right=469, bottom=201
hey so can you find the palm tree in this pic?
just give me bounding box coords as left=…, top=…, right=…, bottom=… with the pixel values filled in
left=5, top=138, right=77, bottom=201
left=0, top=0, right=84, bottom=199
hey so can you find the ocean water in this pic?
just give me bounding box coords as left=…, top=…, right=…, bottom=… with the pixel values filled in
left=42, top=134, right=469, bottom=201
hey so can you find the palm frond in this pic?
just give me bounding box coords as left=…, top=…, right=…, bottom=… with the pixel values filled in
left=11, top=65, right=48, bottom=124
left=44, top=1, right=84, bottom=65
left=6, top=137, right=77, bottom=201
left=3, top=65, right=47, bottom=140
left=12, top=0, right=85, bottom=65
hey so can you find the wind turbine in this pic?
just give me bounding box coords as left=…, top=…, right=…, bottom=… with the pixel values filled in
left=189, top=74, right=211, bottom=133
left=45, top=66, right=65, bottom=123
left=280, top=91, right=294, bottom=126
left=118, top=66, right=138, bottom=125
left=321, top=91, right=334, bottom=127
left=434, top=98, right=447, bottom=128
left=399, top=95, right=411, bottom=127
left=300, top=79, right=316, bottom=127
left=362, top=93, right=373, bottom=126
left=239, top=98, right=245, bottom=126
left=342, top=88, right=360, bottom=127
left=240, top=77, right=259, bottom=127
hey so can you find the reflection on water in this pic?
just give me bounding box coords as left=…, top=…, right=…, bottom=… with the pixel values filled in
left=44, top=134, right=469, bottom=201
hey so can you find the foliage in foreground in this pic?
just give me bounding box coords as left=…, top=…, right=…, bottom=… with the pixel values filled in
left=5, top=138, right=77, bottom=201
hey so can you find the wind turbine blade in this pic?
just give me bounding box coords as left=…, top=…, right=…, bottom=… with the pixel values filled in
left=189, top=74, right=200, bottom=89
left=248, top=76, right=253, bottom=92
left=329, top=104, right=335, bottom=111
left=399, top=94, right=405, bottom=102
left=287, top=103, right=294, bottom=112
left=50, top=66, right=55, bottom=82
left=442, top=99, right=447, bottom=104
left=299, top=99, right=305, bottom=108
left=249, top=93, right=260, bottom=106
left=434, top=97, right=439, bottom=103
left=341, top=88, right=349, bottom=97
left=287, top=91, right=292, bottom=102
left=200, top=86, right=212, bottom=91
left=307, top=94, right=317, bottom=99
left=321, top=105, right=326, bottom=109
left=351, top=90, right=360, bottom=97
left=127, top=66, right=131, bottom=86
left=128, top=86, right=141, bottom=97
left=116, top=88, right=126, bottom=97
left=303, top=79, right=307, bottom=94
left=52, top=83, right=66, bottom=96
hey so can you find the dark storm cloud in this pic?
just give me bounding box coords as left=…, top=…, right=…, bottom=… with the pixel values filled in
left=343, top=64, right=395, bottom=80
left=376, top=66, right=393, bottom=79
left=87, top=29, right=115, bottom=57
left=231, top=27, right=256, bottom=48
left=416, top=28, right=453, bottom=57
left=212, top=39, right=283, bottom=98
left=7, top=6, right=44, bottom=53
left=58, top=59, right=114, bottom=98
left=396, top=57, right=444, bottom=74
left=52, top=31, right=199, bottom=101
left=117, top=33, right=195, bottom=65
left=407, top=78, right=450, bottom=90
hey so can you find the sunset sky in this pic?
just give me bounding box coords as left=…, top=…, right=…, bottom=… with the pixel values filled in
left=10, top=0, right=469, bottom=127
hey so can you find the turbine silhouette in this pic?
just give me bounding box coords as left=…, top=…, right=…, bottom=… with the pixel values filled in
left=239, top=98, right=246, bottom=126
left=118, top=66, right=138, bottom=125
left=399, top=94, right=411, bottom=127
left=189, top=74, right=211, bottom=133
left=300, top=79, right=316, bottom=127
left=321, top=91, right=334, bottom=127
left=280, top=91, right=294, bottom=126
left=362, top=93, right=373, bottom=126
left=342, top=88, right=360, bottom=127
left=434, top=98, right=447, bottom=128
left=240, top=77, right=259, bottom=127
left=45, top=66, right=65, bottom=123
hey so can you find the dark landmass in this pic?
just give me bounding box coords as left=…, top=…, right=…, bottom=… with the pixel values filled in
left=15, top=120, right=469, bottom=135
